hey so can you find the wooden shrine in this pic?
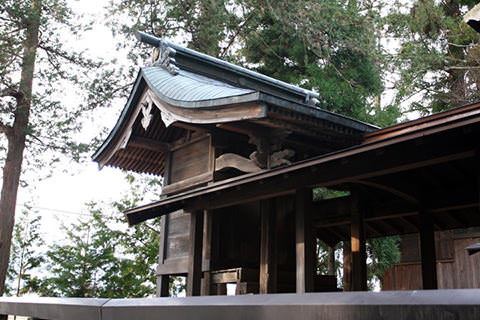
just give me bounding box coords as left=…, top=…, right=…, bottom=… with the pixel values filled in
left=94, top=32, right=480, bottom=296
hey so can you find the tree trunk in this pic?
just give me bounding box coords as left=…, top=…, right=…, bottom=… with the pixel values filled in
left=0, top=0, right=41, bottom=296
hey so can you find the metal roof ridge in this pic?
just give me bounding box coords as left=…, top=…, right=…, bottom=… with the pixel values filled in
left=135, top=31, right=320, bottom=104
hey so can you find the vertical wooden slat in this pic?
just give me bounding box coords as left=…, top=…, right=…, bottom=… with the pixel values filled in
left=202, top=210, right=213, bottom=296
left=295, top=188, right=315, bottom=293
left=343, top=240, right=352, bottom=291
left=350, top=192, right=367, bottom=291
left=187, top=210, right=204, bottom=296
left=259, top=199, right=277, bottom=294
left=419, top=209, right=438, bottom=289
left=156, top=215, right=169, bottom=297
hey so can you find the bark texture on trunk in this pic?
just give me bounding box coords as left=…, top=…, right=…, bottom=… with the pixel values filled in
left=0, top=0, right=41, bottom=296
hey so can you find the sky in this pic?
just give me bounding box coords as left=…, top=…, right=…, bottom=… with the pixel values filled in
left=16, top=0, right=134, bottom=243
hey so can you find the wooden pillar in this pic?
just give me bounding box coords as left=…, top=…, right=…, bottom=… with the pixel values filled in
left=259, top=199, right=277, bottom=294
left=476, top=149, right=480, bottom=211
left=187, top=210, right=204, bottom=296
left=343, top=240, right=352, bottom=291
left=202, top=210, right=213, bottom=296
left=156, top=215, right=169, bottom=297
left=350, top=192, right=367, bottom=291
left=327, top=246, right=335, bottom=276
left=157, top=275, right=170, bottom=297
left=419, top=209, right=438, bottom=289
left=295, top=188, right=315, bottom=293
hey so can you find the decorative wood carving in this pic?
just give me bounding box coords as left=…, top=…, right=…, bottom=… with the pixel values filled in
left=270, top=149, right=295, bottom=168
left=152, top=41, right=180, bottom=75
left=249, top=149, right=295, bottom=170
left=215, top=153, right=262, bottom=173
left=141, top=92, right=153, bottom=130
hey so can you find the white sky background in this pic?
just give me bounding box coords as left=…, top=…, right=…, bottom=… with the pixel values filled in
left=16, top=0, right=133, bottom=243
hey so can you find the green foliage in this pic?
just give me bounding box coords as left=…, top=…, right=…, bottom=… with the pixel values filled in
left=6, top=205, right=44, bottom=296
left=367, top=236, right=401, bottom=289
left=36, top=173, right=188, bottom=298
left=387, top=0, right=480, bottom=114
left=38, top=202, right=158, bottom=298
left=242, top=1, right=387, bottom=124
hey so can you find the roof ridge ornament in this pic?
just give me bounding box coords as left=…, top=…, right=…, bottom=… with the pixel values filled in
left=135, top=31, right=179, bottom=75
left=152, top=42, right=180, bottom=75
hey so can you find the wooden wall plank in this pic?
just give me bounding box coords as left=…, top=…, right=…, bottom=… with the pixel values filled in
left=453, top=238, right=480, bottom=288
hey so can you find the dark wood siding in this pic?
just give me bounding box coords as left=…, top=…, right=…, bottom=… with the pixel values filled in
left=382, top=233, right=480, bottom=290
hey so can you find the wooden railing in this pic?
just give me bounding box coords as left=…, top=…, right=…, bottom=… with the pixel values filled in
left=1, top=289, right=480, bottom=320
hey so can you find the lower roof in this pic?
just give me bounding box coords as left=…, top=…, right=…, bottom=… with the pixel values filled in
left=124, top=102, right=480, bottom=235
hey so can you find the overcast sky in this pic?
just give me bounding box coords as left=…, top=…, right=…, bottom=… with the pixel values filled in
left=16, top=0, right=136, bottom=243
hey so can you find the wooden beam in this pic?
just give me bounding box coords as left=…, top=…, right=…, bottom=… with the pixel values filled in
left=381, top=218, right=404, bottom=234
left=295, top=188, right=315, bottom=293
left=399, top=216, right=419, bottom=232
left=365, top=220, right=384, bottom=237
left=445, top=211, right=468, bottom=228
left=128, top=136, right=170, bottom=152
left=189, top=148, right=475, bottom=212
left=419, top=209, right=438, bottom=290
left=351, top=179, right=419, bottom=205
left=187, top=210, right=204, bottom=296
left=127, top=124, right=479, bottom=225
left=215, top=153, right=262, bottom=173
left=259, top=199, right=277, bottom=294
left=350, top=192, right=367, bottom=291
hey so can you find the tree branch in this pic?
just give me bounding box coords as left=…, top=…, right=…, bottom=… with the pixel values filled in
left=0, top=121, right=14, bottom=138
left=0, top=87, right=23, bottom=100
left=220, top=9, right=256, bottom=58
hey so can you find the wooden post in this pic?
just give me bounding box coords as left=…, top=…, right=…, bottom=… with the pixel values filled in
left=419, top=209, right=438, bottom=289
left=216, top=283, right=227, bottom=295
left=343, top=240, right=352, bottom=291
left=156, top=215, right=169, bottom=297
left=327, top=246, right=335, bottom=276
left=259, top=199, right=277, bottom=294
left=187, top=210, right=204, bottom=296
left=202, top=210, right=213, bottom=296
left=295, top=188, right=315, bottom=293
left=157, top=275, right=170, bottom=297
left=476, top=149, right=480, bottom=211
left=350, top=192, right=367, bottom=291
